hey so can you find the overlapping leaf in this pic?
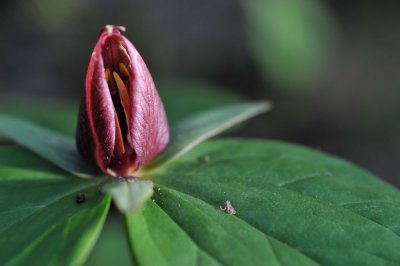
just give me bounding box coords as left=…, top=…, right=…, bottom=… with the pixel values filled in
left=0, top=115, right=97, bottom=178
left=1, top=98, right=399, bottom=266
left=0, top=101, right=271, bottom=265
left=0, top=146, right=110, bottom=265
left=126, top=139, right=400, bottom=266
left=147, top=101, right=272, bottom=169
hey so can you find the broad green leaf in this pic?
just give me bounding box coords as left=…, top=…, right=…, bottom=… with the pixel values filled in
left=125, top=200, right=221, bottom=266
left=126, top=197, right=317, bottom=266
left=146, top=102, right=272, bottom=170
left=0, top=146, right=110, bottom=266
left=102, top=179, right=154, bottom=214
left=126, top=139, right=400, bottom=265
left=0, top=115, right=97, bottom=178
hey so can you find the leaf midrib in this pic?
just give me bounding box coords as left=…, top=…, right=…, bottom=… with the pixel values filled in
left=5, top=191, right=110, bottom=266
left=130, top=199, right=224, bottom=266
left=155, top=180, right=400, bottom=264
left=0, top=181, right=97, bottom=233
left=150, top=144, right=379, bottom=184
left=153, top=172, right=400, bottom=240
left=137, top=210, right=183, bottom=266
left=156, top=184, right=319, bottom=266
left=159, top=187, right=263, bottom=265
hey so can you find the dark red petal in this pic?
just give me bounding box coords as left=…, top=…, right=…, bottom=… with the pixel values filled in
left=84, top=44, right=115, bottom=172
left=77, top=25, right=169, bottom=177
left=122, top=35, right=169, bottom=169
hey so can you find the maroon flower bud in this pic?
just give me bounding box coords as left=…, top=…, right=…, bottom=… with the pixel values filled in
left=76, top=25, right=169, bottom=177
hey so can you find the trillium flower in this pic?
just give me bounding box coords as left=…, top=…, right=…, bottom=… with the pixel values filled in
left=76, top=25, right=169, bottom=177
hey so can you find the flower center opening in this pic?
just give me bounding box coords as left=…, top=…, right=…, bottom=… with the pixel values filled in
left=102, top=38, right=132, bottom=158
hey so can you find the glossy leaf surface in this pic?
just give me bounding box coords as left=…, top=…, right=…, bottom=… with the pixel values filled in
left=147, top=101, right=272, bottom=169
left=0, top=146, right=110, bottom=265
left=127, top=139, right=400, bottom=266
left=0, top=115, right=97, bottom=178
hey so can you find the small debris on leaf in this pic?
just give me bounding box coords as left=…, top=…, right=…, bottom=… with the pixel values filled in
left=220, top=200, right=236, bottom=215
left=75, top=192, right=87, bottom=204
left=204, top=155, right=211, bottom=162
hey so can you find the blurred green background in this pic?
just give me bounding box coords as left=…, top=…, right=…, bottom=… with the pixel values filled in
left=0, top=1, right=399, bottom=264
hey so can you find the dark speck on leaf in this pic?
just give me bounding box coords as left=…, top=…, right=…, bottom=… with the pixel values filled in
left=75, top=193, right=86, bottom=204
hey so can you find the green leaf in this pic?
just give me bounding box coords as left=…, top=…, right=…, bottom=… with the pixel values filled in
left=102, top=179, right=154, bottom=215
left=126, top=139, right=400, bottom=265
left=0, top=146, right=110, bottom=266
left=146, top=102, right=272, bottom=170
left=125, top=200, right=221, bottom=266
left=126, top=198, right=316, bottom=266
left=0, top=114, right=97, bottom=178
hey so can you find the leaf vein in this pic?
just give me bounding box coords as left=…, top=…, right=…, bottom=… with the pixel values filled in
left=156, top=185, right=320, bottom=265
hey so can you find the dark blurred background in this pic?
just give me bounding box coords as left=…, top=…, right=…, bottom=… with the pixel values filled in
left=0, top=1, right=399, bottom=264
left=1, top=0, right=399, bottom=184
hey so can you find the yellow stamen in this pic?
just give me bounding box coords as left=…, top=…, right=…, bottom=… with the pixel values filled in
left=105, top=68, right=111, bottom=84
left=119, top=63, right=130, bottom=79
left=119, top=44, right=130, bottom=60
left=113, top=71, right=131, bottom=127
left=114, top=110, right=125, bottom=155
